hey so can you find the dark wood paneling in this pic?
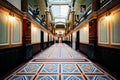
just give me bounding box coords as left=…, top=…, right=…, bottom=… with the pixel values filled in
left=43, top=42, right=48, bottom=49
left=76, top=31, right=80, bottom=50
left=79, top=43, right=89, bottom=55
left=32, top=43, right=41, bottom=55
left=96, top=46, right=120, bottom=65
left=96, top=46, right=120, bottom=74
left=0, top=47, right=24, bottom=77
left=41, top=31, right=44, bottom=49
left=79, top=43, right=120, bottom=74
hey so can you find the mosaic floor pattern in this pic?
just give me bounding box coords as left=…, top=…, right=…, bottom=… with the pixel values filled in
left=4, top=43, right=116, bottom=80
left=61, top=64, right=80, bottom=73
left=62, top=75, right=85, bottom=80
left=41, top=64, right=59, bottom=73
left=78, top=63, right=103, bottom=74
left=86, top=75, right=112, bottom=80
left=8, top=75, right=34, bottom=80
left=18, top=63, right=42, bottom=73
left=36, top=75, right=59, bottom=80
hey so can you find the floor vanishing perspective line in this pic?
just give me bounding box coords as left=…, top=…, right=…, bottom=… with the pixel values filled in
left=4, top=43, right=116, bottom=80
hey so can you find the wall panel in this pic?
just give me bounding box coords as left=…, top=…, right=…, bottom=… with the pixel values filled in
left=98, top=17, right=108, bottom=44
left=7, top=0, right=21, bottom=10
left=111, top=10, right=120, bottom=45
left=12, top=18, right=22, bottom=44
left=79, top=24, right=89, bottom=43
left=0, top=11, right=9, bottom=45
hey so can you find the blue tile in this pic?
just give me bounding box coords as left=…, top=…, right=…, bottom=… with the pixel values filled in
left=78, top=64, right=102, bottom=73
left=86, top=75, right=111, bottom=80
left=63, top=75, right=84, bottom=80
left=62, top=64, right=80, bottom=73
left=19, top=63, right=42, bottom=73
left=10, top=75, right=34, bottom=80
left=37, top=75, right=58, bottom=80
left=41, top=64, right=59, bottom=73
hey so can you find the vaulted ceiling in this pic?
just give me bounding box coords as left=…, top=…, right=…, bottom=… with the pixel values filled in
left=28, top=0, right=92, bottom=35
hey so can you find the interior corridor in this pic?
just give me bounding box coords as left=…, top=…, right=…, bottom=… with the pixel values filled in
left=3, top=43, right=116, bottom=80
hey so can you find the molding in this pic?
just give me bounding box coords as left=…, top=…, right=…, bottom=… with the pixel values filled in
left=0, top=0, right=23, bottom=17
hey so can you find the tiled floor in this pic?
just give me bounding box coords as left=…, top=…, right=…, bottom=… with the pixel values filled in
left=5, top=43, right=116, bottom=80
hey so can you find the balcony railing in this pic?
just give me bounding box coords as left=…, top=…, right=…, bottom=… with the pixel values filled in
left=74, top=3, right=92, bottom=28
left=100, top=0, right=112, bottom=8
left=28, top=5, right=48, bottom=29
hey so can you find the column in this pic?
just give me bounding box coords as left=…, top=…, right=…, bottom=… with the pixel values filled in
left=71, top=11, right=75, bottom=29
left=89, top=19, right=97, bottom=44
left=45, top=10, right=50, bottom=29
left=71, top=34, right=73, bottom=47
left=66, top=23, right=69, bottom=34
left=21, top=0, right=28, bottom=12
left=88, top=19, right=97, bottom=60
left=23, top=14, right=33, bottom=60
left=48, top=33, right=49, bottom=47
left=92, top=0, right=100, bottom=11
left=76, top=31, right=80, bottom=50
left=23, top=15, right=31, bottom=44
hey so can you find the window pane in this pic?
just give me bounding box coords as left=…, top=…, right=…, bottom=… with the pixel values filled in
left=0, top=11, right=8, bottom=45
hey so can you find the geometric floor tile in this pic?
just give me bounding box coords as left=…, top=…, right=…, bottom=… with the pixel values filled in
left=3, top=44, right=117, bottom=80
left=61, top=64, right=80, bottom=73
left=8, top=75, right=34, bottom=80
left=41, top=64, right=59, bottom=73
left=18, top=63, right=42, bottom=73
left=78, top=63, right=103, bottom=74
left=62, top=75, right=85, bottom=80
left=36, top=75, right=59, bottom=80
left=86, top=75, right=113, bottom=80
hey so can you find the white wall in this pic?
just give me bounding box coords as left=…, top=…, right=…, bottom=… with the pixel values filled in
left=31, top=24, right=41, bottom=43
left=79, top=24, right=89, bottom=43
left=7, top=0, right=21, bottom=10
left=44, top=32, right=48, bottom=42
left=72, top=32, right=76, bottom=49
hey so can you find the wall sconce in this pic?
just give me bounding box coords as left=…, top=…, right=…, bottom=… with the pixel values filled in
left=45, top=32, right=48, bottom=36
left=105, top=12, right=111, bottom=20
left=32, top=27, right=37, bottom=31
left=83, top=26, right=88, bottom=31
left=9, top=12, right=15, bottom=21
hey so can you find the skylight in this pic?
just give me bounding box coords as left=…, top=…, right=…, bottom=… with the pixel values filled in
left=48, top=0, right=72, bottom=24
left=55, top=18, right=66, bottom=23
left=48, top=0, right=72, bottom=4
left=51, top=5, right=69, bottom=18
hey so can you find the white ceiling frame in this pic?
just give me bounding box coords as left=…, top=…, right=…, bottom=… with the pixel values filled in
left=48, top=0, right=73, bottom=25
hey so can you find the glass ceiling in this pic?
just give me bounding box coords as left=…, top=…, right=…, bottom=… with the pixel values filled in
left=55, top=18, right=66, bottom=23
left=51, top=5, right=69, bottom=18
left=48, top=0, right=72, bottom=4
left=48, top=0, right=72, bottom=24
